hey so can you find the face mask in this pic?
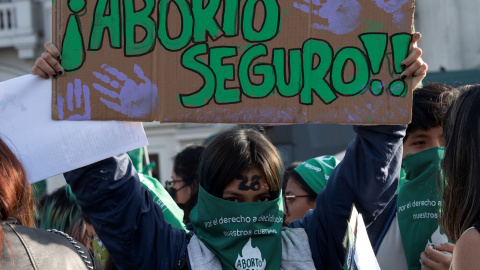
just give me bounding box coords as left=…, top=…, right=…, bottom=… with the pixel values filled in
left=190, top=186, right=283, bottom=270
left=397, top=147, right=450, bottom=270
left=167, top=183, right=188, bottom=202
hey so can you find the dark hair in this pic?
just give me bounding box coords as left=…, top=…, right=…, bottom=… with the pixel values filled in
left=405, top=83, right=459, bottom=140
left=173, top=145, right=205, bottom=186
left=38, top=185, right=93, bottom=251
left=198, top=128, right=283, bottom=199
left=0, top=137, right=34, bottom=258
left=282, top=162, right=316, bottom=202
left=173, top=145, right=204, bottom=222
left=441, top=85, right=480, bottom=242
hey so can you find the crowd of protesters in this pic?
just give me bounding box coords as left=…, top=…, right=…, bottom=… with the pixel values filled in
left=1, top=30, right=480, bottom=270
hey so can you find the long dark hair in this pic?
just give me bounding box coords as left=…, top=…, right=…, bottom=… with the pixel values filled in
left=441, top=85, right=480, bottom=242
left=198, top=128, right=283, bottom=199
left=0, top=137, right=34, bottom=257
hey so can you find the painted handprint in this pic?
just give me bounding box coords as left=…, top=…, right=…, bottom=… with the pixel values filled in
left=371, top=0, right=411, bottom=31
left=293, top=0, right=411, bottom=34
left=372, top=0, right=411, bottom=13
left=92, top=64, right=159, bottom=119
left=293, top=0, right=362, bottom=35
left=57, top=79, right=91, bottom=120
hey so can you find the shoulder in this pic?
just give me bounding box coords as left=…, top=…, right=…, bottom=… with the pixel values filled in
left=452, top=228, right=480, bottom=270
left=3, top=223, right=96, bottom=270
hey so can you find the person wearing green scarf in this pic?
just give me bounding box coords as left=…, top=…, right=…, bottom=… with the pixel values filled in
left=283, top=156, right=340, bottom=226
left=34, top=35, right=427, bottom=270
left=64, top=119, right=412, bottom=269
left=370, top=83, right=460, bottom=270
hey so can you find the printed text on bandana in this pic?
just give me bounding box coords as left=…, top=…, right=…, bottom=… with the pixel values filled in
left=203, top=214, right=283, bottom=237
left=397, top=199, right=441, bottom=219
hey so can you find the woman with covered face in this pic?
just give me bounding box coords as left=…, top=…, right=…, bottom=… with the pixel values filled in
left=166, top=145, right=205, bottom=226
left=64, top=123, right=408, bottom=269
left=35, top=34, right=427, bottom=270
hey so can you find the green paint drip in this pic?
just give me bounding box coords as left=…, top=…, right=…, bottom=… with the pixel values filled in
left=363, top=20, right=386, bottom=32
left=366, top=118, right=371, bottom=122
left=385, top=52, right=395, bottom=78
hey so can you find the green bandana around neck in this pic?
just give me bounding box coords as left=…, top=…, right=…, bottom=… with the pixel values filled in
left=190, top=186, right=283, bottom=270
left=397, top=147, right=450, bottom=270
left=294, top=155, right=339, bottom=194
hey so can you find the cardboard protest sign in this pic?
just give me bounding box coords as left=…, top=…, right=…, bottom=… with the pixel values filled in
left=53, top=0, right=415, bottom=124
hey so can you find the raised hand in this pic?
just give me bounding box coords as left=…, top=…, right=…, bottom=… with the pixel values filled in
left=401, top=32, right=428, bottom=90
left=92, top=64, right=158, bottom=119
left=32, top=42, right=64, bottom=79
left=57, top=79, right=91, bottom=120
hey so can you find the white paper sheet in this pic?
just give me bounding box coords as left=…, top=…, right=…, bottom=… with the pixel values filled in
left=0, top=75, right=148, bottom=183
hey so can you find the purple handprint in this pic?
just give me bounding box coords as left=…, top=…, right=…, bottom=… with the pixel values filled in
left=92, top=64, right=159, bottom=119
left=371, top=0, right=411, bottom=31
left=293, top=0, right=362, bottom=35
left=372, top=0, right=411, bottom=13
left=57, top=79, right=91, bottom=120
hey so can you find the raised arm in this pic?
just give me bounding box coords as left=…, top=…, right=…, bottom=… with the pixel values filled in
left=290, top=124, right=406, bottom=269
left=64, top=154, right=189, bottom=269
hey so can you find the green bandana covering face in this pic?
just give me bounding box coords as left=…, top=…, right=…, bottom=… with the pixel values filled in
left=397, top=147, right=449, bottom=270
left=294, top=155, right=339, bottom=193
left=138, top=174, right=187, bottom=231
left=190, top=186, right=283, bottom=270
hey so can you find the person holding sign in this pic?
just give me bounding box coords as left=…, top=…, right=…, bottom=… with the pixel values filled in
left=283, top=156, right=339, bottom=226
left=368, top=84, right=459, bottom=270
left=33, top=33, right=426, bottom=269
left=436, top=85, right=480, bottom=270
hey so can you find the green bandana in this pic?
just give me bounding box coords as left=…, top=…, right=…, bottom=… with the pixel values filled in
left=190, top=186, right=283, bottom=270
left=138, top=174, right=187, bottom=231
left=397, top=147, right=449, bottom=270
left=294, top=155, right=339, bottom=193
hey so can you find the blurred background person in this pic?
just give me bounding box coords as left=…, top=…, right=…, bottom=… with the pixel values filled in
left=37, top=185, right=95, bottom=252
left=166, top=144, right=205, bottom=227
left=438, top=85, right=480, bottom=270
left=283, top=156, right=339, bottom=226
left=0, top=136, right=96, bottom=269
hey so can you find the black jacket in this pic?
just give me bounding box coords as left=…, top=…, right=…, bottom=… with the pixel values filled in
left=1, top=219, right=96, bottom=270
left=65, top=125, right=406, bottom=269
